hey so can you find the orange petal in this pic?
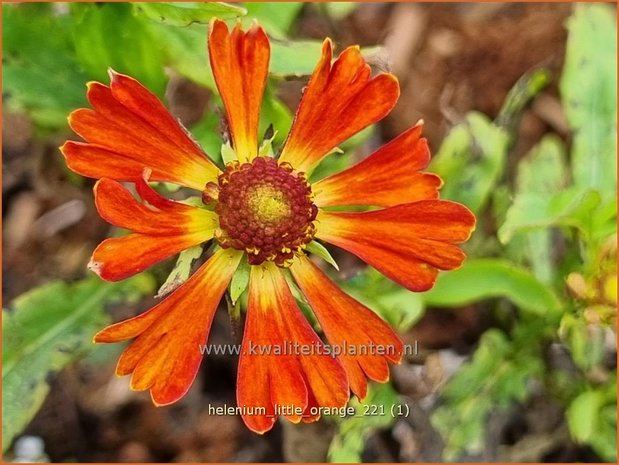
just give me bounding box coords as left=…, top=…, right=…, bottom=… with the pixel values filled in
left=313, top=123, right=443, bottom=207
left=94, top=249, right=243, bottom=405
left=279, top=42, right=400, bottom=174
left=290, top=255, right=403, bottom=399
left=237, top=263, right=349, bottom=434
left=90, top=177, right=217, bottom=281
left=90, top=233, right=208, bottom=282
left=209, top=19, right=269, bottom=162
left=94, top=178, right=217, bottom=236
left=316, top=200, right=476, bottom=292
left=62, top=72, right=219, bottom=190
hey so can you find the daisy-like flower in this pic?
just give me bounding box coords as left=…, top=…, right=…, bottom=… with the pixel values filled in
left=61, top=20, right=475, bottom=433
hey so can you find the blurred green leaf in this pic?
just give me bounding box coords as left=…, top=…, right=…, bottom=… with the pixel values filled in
left=2, top=274, right=155, bottom=452
left=515, top=135, right=568, bottom=194
left=495, top=67, right=551, bottom=130
left=328, top=383, right=399, bottom=462
left=567, top=390, right=604, bottom=443
left=72, top=3, right=167, bottom=95
left=499, top=135, right=568, bottom=282
left=559, top=313, right=605, bottom=371
left=318, top=2, right=358, bottom=20
left=270, top=39, right=326, bottom=77
left=433, top=328, right=544, bottom=460
left=2, top=3, right=88, bottom=127
left=500, top=186, right=602, bottom=245
left=151, top=22, right=216, bottom=89
left=430, top=112, right=509, bottom=214
left=423, top=259, right=562, bottom=315
left=134, top=2, right=246, bottom=26
left=270, top=41, right=380, bottom=78
left=243, top=2, right=304, bottom=38
left=560, top=3, right=617, bottom=198
left=584, top=378, right=618, bottom=462
left=190, top=108, right=224, bottom=163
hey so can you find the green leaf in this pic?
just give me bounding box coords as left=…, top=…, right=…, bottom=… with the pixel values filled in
left=2, top=275, right=155, bottom=452
left=243, top=2, right=304, bottom=38
left=515, top=135, right=568, bottom=193
left=2, top=3, right=88, bottom=127
left=499, top=135, right=568, bottom=282
left=156, top=245, right=203, bottom=298
left=328, top=384, right=399, bottom=462
left=422, top=259, right=562, bottom=315
left=151, top=23, right=216, bottom=89
left=306, top=241, right=339, bottom=271
left=432, top=328, right=544, bottom=460
left=259, top=87, right=293, bottom=146
left=229, top=257, right=250, bottom=305
left=318, top=2, right=358, bottom=20
left=270, top=39, right=326, bottom=77
left=430, top=112, right=509, bottom=214
left=560, top=4, right=617, bottom=198
left=133, top=2, right=246, bottom=26
left=72, top=3, right=168, bottom=95
left=270, top=41, right=384, bottom=79
left=559, top=313, right=606, bottom=371
left=567, top=390, right=604, bottom=443
left=501, top=183, right=609, bottom=248
left=190, top=109, right=224, bottom=163
left=495, top=67, right=551, bottom=129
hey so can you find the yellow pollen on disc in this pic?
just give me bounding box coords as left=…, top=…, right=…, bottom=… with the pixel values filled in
left=247, top=185, right=291, bottom=224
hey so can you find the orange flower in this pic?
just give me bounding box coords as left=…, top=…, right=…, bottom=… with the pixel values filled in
left=61, top=20, right=475, bottom=434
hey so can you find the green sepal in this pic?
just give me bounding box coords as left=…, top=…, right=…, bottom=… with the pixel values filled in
left=306, top=240, right=339, bottom=271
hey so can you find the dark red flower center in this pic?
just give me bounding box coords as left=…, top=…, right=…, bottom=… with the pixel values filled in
left=210, top=157, right=317, bottom=267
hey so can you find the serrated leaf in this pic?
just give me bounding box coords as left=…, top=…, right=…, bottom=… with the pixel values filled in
left=306, top=241, right=339, bottom=270
left=229, top=257, right=250, bottom=304
left=156, top=245, right=203, bottom=298
left=422, top=259, right=562, bottom=315
left=560, top=4, right=617, bottom=198
left=2, top=275, right=155, bottom=452
left=133, top=2, right=246, bottom=26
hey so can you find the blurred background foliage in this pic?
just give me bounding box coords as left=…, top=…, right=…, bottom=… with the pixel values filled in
left=2, top=2, right=617, bottom=463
